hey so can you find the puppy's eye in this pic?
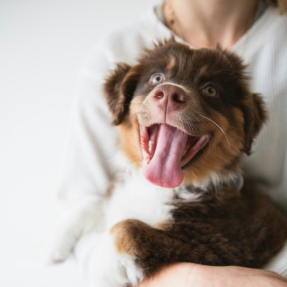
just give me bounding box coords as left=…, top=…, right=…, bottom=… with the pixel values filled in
left=149, top=73, right=164, bottom=85
left=202, top=85, right=218, bottom=97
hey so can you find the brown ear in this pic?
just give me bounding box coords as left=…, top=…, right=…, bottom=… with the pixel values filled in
left=103, top=63, right=141, bottom=125
left=243, top=93, right=267, bottom=155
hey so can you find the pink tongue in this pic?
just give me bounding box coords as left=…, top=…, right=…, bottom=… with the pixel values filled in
left=143, top=124, right=188, bottom=188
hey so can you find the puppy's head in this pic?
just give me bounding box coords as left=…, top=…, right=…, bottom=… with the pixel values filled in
left=103, top=39, right=267, bottom=188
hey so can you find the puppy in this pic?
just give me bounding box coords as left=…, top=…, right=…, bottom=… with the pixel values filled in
left=43, top=39, right=287, bottom=287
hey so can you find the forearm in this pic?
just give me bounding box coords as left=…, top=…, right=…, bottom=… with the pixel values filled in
left=138, top=263, right=195, bottom=287
left=138, top=263, right=287, bottom=287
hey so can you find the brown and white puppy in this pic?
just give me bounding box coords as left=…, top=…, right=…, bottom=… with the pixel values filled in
left=43, top=39, right=287, bottom=287
left=93, top=39, right=287, bottom=286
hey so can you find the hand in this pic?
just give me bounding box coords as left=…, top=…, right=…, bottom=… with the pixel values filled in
left=138, top=263, right=287, bottom=287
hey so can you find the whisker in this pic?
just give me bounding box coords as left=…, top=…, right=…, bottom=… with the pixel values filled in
left=184, top=112, right=209, bottom=136
left=198, top=115, right=231, bottom=148
left=186, top=117, right=195, bottom=135
left=185, top=111, right=200, bottom=122
left=179, top=117, right=186, bottom=134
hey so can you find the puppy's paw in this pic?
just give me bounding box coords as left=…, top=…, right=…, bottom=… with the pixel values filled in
left=89, top=233, right=143, bottom=287
left=42, top=224, right=77, bottom=264
left=42, top=197, right=104, bottom=264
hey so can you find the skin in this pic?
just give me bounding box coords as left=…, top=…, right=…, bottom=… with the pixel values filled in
left=137, top=0, right=287, bottom=286
left=164, top=0, right=259, bottom=49
left=139, top=263, right=287, bottom=287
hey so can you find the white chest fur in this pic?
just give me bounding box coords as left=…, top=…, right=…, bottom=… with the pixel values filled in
left=104, top=171, right=175, bottom=229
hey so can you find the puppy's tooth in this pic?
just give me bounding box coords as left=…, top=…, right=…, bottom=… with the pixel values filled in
left=148, top=141, right=154, bottom=154
left=182, top=149, right=187, bottom=157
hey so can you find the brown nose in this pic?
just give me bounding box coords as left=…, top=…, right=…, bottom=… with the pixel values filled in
left=152, top=85, right=187, bottom=112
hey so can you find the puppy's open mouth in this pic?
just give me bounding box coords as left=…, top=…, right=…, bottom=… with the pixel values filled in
left=140, top=124, right=210, bottom=188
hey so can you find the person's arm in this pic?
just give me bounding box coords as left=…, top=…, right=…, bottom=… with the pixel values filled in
left=56, top=41, right=117, bottom=212
left=48, top=40, right=118, bottom=271
left=138, top=240, right=287, bottom=286
left=138, top=263, right=287, bottom=287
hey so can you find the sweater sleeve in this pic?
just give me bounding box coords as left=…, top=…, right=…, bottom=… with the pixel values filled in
left=264, top=240, right=287, bottom=277
left=56, top=39, right=118, bottom=212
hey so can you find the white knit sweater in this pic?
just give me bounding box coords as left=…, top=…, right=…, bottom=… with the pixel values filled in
left=57, top=6, right=287, bottom=279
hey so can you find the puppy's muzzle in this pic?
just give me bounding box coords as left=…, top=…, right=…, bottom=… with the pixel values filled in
left=151, top=83, right=187, bottom=113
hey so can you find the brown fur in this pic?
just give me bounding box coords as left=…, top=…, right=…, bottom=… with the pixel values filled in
left=103, top=39, right=287, bottom=279
left=165, top=56, right=176, bottom=71
left=110, top=219, right=141, bottom=255
left=111, top=183, right=287, bottom=277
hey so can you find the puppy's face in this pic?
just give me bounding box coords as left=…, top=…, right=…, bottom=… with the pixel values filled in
left=104, top=40, right=266, bottom=188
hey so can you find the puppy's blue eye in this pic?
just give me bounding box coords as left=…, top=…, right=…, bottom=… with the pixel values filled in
left=202, top=85, right=217, bottom=97
left=149, top=73, right=164, bottom=85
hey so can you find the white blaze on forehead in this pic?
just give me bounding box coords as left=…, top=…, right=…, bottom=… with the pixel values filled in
left=151, top=82, right=191, bottom=95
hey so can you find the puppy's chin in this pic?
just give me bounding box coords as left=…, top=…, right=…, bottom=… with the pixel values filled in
left=139, top=124, right=210, bottom=188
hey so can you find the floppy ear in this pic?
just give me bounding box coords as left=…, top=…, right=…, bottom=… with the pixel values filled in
left=243, top=93, right=267, bottom=155
left=103, top=63, right=141, bottom=125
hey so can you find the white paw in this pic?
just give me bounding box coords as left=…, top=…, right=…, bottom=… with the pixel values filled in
left=42, top=197, right=104, bottom=264
left=89, top=233, right=143, bottom=287
left=42, top=223, right=77, bottom=264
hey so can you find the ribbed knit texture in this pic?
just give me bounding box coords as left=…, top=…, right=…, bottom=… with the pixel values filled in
left=56, top=6, right=287, bottom=279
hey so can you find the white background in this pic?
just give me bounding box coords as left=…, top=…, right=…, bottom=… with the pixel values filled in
left=0, top=0, right=160, bottom=286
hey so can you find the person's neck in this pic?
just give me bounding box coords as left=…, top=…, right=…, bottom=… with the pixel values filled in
left=164, top=0, right=259, bottom=49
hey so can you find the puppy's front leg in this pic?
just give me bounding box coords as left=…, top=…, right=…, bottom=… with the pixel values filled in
left=42, top=196, right=104, bottom=264
left=89, top=227, right=143, bottom=287
left=89, top=219, right=188, bottom=287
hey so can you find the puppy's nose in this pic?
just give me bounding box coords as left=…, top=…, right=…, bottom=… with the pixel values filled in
left=153, top=85, right=187, bottom=111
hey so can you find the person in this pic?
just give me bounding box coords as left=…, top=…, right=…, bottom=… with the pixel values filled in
left=56, top=0, right=287, bottom=285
